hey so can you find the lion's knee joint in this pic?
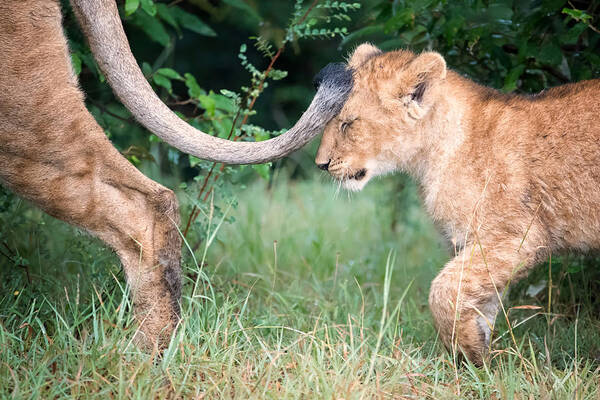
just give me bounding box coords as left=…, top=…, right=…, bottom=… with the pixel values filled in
left=152, top=188, right=180, bottom=224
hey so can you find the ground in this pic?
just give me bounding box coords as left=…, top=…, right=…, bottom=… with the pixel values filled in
left=1, top=171, right=600, bottom=399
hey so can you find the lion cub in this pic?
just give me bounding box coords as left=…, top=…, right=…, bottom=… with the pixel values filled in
left=316, top=43, right=600, bottom=365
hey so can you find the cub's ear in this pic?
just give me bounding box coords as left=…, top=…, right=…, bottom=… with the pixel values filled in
left=405, top=52, right=447, bottom=104
left=348, top=43, right=382, bottom=68
left=388, top=51, right=446, bottom=119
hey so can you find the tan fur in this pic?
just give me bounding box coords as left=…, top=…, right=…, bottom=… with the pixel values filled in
left=317, top=43, right=600, bottom=365
left=0, top=0, right=183, bottom=348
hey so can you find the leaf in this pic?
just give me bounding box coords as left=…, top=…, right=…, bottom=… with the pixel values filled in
left=197, top=95, right=216, bottom=116
left=153, top=73, right=172, bottom=93
left=189, top=155, right=202, bottom=168
left=378, top=37, right=410, bottom=51
left=171, top=7, right=216, bottom=37
left=211, top=116, right=232, bottom=138
left=140, top=0, right=157, bottom=16
left=156, top=3, right=179, bottom=31
left=125, top=0, right=140, bottom=16
left=541, top=0, right=566, bottom=12
left=128, top=11, right=170, bottom=46
left=537, top=43, right=562, bottom=66
left=340, top=25, right=385, bottom=47
left=184, top=73, right=205, bottom=99
left=70, top=53, right=82, bottom=76
left=562, top=7, right=592, bottom=23
left=268, top=68, right=287, bottom=81
left=443, top=15, right=465, bottom=44
left=142, top=62, right=153, bottom=77
left=148, top=134, right=162, bottom=143
left=559, top=22, right=587, bottom=45
left=252, top=163, right=271, bottom=180
left=222, top=0, right=260, bottom=22
left=488, top=3, right=513, bottom=21
left=503, top=64, right=525, bottom=92
left=253, top=128, right=269, bottom=142
left=211, top=94, right=236, bottom=113
left=383, top=8, right=414, bottom=33
left=156, top=68, right=184, bottom=81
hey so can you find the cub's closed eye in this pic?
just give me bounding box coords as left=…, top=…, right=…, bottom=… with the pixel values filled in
left=340, top=118, right=357, bottom=134
left=340, top=122, right=350, bottom=134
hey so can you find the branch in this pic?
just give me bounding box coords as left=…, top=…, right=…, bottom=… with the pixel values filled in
left=182, top=0, right=321, bottom=238
left=88, top=99, right=135, bottom=124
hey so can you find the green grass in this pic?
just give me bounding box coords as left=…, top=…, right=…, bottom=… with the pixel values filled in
left=2, top=173, right=600, bottom=398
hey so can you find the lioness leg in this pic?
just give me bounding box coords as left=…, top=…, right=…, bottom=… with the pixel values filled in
left=428, top=237, right=543, bottom=365
left=0, top=130, right=182, bottom=347
left=0, top=0, right=182, bottom=347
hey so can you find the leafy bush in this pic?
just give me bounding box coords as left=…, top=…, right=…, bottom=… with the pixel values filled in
left=347, top=0, right=600, bottom=92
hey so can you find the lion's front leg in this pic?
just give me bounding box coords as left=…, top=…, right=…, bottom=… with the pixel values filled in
left=103, top=180, right=183, bottom=349
left=428, top=238, right=541, bottom=365
left=0, top=1, right=183, bottom=349
left=0, top=116, right=183, bottom=349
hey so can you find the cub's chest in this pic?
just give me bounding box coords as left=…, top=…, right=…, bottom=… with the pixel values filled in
left=422, top=165, right=517, bottom=247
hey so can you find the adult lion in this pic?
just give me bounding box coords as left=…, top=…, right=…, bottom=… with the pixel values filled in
left=0, top=0, right=351, bottom=347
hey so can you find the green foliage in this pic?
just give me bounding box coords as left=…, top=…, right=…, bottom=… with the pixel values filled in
left=125, top=0, right=140, bottom=16
left=349, top=0, right=600, bottom=92
left=286, top=0, right=360, bottom=40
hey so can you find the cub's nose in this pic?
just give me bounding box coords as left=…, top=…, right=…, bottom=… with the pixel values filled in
left=317, top=160, right=330, bottom=171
